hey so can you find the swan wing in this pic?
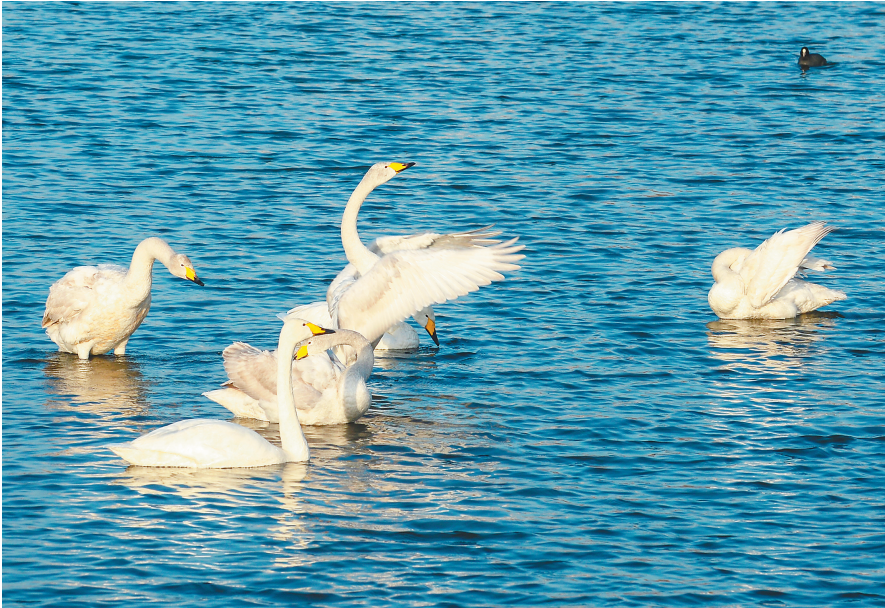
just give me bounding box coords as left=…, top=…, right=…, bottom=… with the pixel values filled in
left=738, top=222, right=834, bottom=308
left=222, top=342, right=280, bottom=403
left=369, top=226, right=500, bottom=254
left=42, top=266, right=102, bottom=327
left=335, top=234, right=524, bottom=343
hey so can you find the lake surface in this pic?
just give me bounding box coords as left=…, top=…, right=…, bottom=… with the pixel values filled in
left=3, top=2, right=885, bottom=606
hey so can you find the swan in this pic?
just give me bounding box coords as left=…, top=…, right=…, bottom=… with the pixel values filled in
left=708, top=221, right=846, bottom=319
left=286, top=161, right=524, bottom=363
left=42, top=237, right=205, bottom=359
left=203, top=322, right=374, bottom=425
left=107, top=318, right=329, bottom=468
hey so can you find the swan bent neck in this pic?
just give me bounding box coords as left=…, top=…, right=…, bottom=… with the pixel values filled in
left=125, top=237, right=176, bottom=290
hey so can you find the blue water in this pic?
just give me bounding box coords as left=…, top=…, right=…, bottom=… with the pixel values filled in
left=4, top=2, right=885, bottom=606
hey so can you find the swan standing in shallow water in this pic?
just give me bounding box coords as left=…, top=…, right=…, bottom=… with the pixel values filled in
left=108, top=319, right=328, bottom=468
left=42, top=237, right=205, bottom=359
left=708, top=221, right=846, bottom=319
left=203, top=323, right=374, bottom=425
left=286, top=161, right=524, bottom=363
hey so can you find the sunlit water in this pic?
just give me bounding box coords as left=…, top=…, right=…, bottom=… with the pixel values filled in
left=3, top=3, right=885, bottom=606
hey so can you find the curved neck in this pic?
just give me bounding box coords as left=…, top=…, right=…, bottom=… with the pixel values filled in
left=312, top=330, right=374, bottom=384
left=711, top=248, right=749, bottom=284
left=124, top=237, right=175, bottom=295
left=341, top=174, right=382, bottom=274
left=278, top=326, right=311, bottom=462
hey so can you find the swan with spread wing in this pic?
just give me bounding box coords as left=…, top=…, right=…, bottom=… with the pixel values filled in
left=203, top=321, right=374, bottom=425
left=284, top=162, right=525, bottom=361
left=708, top=221, right=846, bottom=319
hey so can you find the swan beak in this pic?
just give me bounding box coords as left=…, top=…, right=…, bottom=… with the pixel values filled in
left=424, top=318, right=439, bottom=346
left=295, top=345, right=309, bottom=361
left=389, top=162, right=416, bottom=173
left=185, top=268, right=205, bottom=286
left=306, top=322, right=334, bottom=336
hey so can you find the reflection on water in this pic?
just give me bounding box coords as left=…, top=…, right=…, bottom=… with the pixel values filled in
left=706, top=312, right=842, bottom=374
left=43, top=353, right=153, bottom=417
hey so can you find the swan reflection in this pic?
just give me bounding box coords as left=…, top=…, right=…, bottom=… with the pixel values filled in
left=706, top=311, right=841, bottom=374
left=43, top=353, right=152, bottom=417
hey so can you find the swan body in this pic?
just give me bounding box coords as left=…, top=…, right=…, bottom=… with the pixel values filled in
left=708, top=222, right=846, bottom=319
left=293, top=161, right=524, bottom=364
left=203, top=325, right=374, bottom=425
left=108, top=319, right=327, bottom=468
left=42, top=237, right=204, bottom=359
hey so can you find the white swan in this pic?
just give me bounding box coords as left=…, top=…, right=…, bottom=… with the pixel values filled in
left=42, top=237, right=205, bottom=359
left=203, top=323, right=374, bottom=425
left=708, top=221, right=847, bottom=319
left=287, top=161, right=524, bottom=363
left=107, top=318, right=328, bottom=468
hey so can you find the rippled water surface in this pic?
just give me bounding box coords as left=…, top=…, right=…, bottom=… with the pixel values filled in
left=4, top=3, right=885, bottom=606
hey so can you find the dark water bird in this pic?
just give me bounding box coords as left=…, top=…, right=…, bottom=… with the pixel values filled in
left=798, top=47, right=827, bottom=68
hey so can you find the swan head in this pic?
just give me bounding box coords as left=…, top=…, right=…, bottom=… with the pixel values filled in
left=363, top=161, right=416, bottom=187
left=170, top=254, right=204, bottom=286
left=280, top=318, right=335, bottom=357
left=413, top=307, right=439, bottom=346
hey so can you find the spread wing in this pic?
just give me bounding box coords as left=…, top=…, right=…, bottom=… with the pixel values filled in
left=334, top=233, right=524, bottom=343
left=222, top=342, right=280, bottom=403
left=737, top=222, right=834, bottom=308
left=222, top=341, right=342, bottom=406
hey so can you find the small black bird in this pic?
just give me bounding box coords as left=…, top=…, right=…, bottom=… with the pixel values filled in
left=798, top=47, right=827, bottom=68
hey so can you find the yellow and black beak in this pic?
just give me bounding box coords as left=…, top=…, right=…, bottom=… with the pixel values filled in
left=186, top=267, right=205, bottom=286
left=306, top=322, right=334, bottom=336
left=295, top=345, right=309, bottom=361
left=389, top=161, right=416, bottom=174
left=424, top=318, right=439, bottom=346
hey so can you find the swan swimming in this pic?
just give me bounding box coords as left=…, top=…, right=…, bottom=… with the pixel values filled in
left=42, top=237, right=204, bottom=359
left=286, top=161, right=525, bottom=363
left=107, top=319, right=329, bottom=468
left=708, top=221, right=846, bottom=319
left=203, top=321, right=374, bottom=425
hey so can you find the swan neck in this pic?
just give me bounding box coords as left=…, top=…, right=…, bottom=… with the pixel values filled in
left=341, top=175, right=381, bottom=274
left=278, top=328, right=310, bottom=461
left=711, top=248, right=744, bottom=282
left=125, top=237, right=174, bottom=294
left=340, top=333, right=375, bottom=387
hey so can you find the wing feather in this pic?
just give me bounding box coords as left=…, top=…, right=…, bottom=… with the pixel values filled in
left=739, top=222, right=835, bottom=308
left=335, top=235, right=524, bottom=343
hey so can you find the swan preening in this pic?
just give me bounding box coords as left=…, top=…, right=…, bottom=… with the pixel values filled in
left=708, top=221, right=846, bottom=319
left=42, top=237, right=204, bottom=359
left=203, top=321, right=374, bottom=425
left=284, top=162, right=525, bottom=363
left=108, top=318, right=326, bottom=468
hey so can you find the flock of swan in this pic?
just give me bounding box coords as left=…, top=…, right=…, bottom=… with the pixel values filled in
left=42, top=161, right=846, bottom=469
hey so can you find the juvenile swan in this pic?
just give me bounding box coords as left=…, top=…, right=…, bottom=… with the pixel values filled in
left=42, top=237, right=204, bottom=359
left=708, top=222, right=846, bottom=319
left=203, top=323, right=374, bottom=425
left=287, top=161, right=524, bottom=363
left=108, top=319, right=328, bottom=468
